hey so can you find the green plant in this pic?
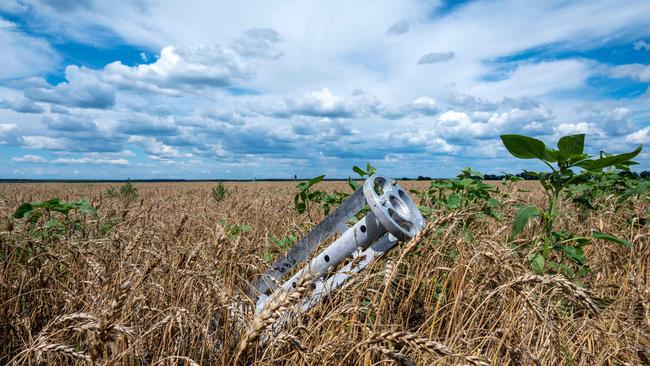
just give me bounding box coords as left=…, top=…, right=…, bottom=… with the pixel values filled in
left=212, top=182, right=227, bottom=202
left=293, top=174, right=326, bottom=218
left=107, top=181, right=139, bottom=200
left=13, top=198, right=96, bottom=239
left=348, top=163, right=377, bottom=190
left=412, top=167, right=502, bottom=220
left=269, top=234, right=297, bottom=250
left=501, top=133, right=641, bottom=276
left=219, top=220, right=252, bottom=239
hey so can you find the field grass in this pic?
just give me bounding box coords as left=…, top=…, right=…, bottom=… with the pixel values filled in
left=1, top=181, right=648, bottom=365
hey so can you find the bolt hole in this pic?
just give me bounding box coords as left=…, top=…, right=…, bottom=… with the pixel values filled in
left=360, top=225, right=366, bottom=233
left=324, top=255, right=330, bottom=262
left=311, top=283, right=317, bottom=290
left=292, top=282, right=296, bottom=288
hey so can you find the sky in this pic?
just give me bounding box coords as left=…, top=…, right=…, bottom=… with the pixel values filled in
left=0, top=0, right=649, bottom=179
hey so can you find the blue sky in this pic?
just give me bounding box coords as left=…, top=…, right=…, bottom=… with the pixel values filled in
left=1, top=0, right=649, bottom=179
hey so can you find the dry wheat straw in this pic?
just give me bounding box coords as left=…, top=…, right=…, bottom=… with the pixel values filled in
left=368, top=330, right=491, bottom=366
left=233, top=272, right=313, bottom=364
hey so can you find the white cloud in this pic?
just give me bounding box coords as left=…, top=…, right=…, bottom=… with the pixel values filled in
left=11, top=153, right=129, bottom=165
left=12, top=154, right=45, bottom=163
left=634, top=40, right=650, bottom=51
left=0, top=18, right=59, bottom=79
left=102, top=45, right=255, bottom=93
left=0, top=123, right=17, bottom=134
left=554, top=122, right=601, bottom=136
left=417, top=52, right=455, bottom=65
left=52, top=157, right=129, bottom=165
left=0, top=0, right=28, bottom=13
left=472, top=60, right=591, bottom=98
left=128, top=135, right=182, bottom=157
left=232, top=28, right=283, bottom=59
left=259, top=88, right=380, bottom=118
left=626, top=127, right=650, bottom=144
left=0, top=97, right=45, bottom=113
left=26, top=65, right=116, bottom=108
left=609, top=63, right=650, bottom=82
left=22, top=135, right=69, bottom=149
left=386, top=20, right=410, bottom=36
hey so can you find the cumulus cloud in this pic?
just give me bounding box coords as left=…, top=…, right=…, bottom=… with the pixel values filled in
left=379, top=97, right=440, bottom=119
left=386, top=20, right=410, bottom=36
left=625, top=127, right=650, bottom=144
left=101, top=45, right=254, bottom=93
left=232, top=28, right=284, bottom=59
left=43, top=114, right=98, bottom=132
left=25, top=65, right=116, bottom=108
left=116, top=114, right=179, bottom=135
left=435, top=111, right=490, bottom=143
left=0, top=123, right=18, bottom=134
left=634, top=40, right=650, bottom=51
left=21, top=135, right=69, bottom=150
left=554, top=122, right=601, bottom=136
left=417, top=51, right=455, bottom=65
left=0, top=97, right=45, bottom=113
left=292, top=118, right=356, bottom=139
left=128, top=135, right=184, bottom=158
left=600, top=107, right=636, bottom=136
left=202, top=108, right=247, bottom=125
left=259, top=88, right=380, bottom=119
left=15, top=27, right=285, bottom=110
left=12, top=154, right=45, bottom=163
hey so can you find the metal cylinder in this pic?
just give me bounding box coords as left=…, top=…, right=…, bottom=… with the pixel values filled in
left=255, top=212, right=386, bottom=312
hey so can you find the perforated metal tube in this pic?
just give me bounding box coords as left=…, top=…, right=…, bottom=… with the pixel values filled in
left=256, top=212, right=386, bottom=312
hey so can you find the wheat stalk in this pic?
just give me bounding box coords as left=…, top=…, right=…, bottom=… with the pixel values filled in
left=233, top=272, right=313, bottom=364
left=502, top=274, right=598, bottom=314
left=367, top=330, right=491, bottom=366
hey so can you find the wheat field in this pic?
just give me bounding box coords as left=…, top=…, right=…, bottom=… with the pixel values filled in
left=1, top=181, right=648, bottom=365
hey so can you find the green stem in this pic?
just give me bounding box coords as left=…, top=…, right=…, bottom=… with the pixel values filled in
left=545, top=187, right=561, bottom=237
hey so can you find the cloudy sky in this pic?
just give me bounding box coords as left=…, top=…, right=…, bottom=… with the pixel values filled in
left=1, top=0, right=649, bottom=179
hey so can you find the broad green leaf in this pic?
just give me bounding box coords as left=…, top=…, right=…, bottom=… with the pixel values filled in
left=557, top=134, right=585, bottom=156
left=352, top=166, right=366, bottom=177
left=347, top=177, right=359, bottom=191
left=578, top=146, right=642, bottom=171
left=76, top=200, right=96, bottom=214
left=592, top=232, right=631, bottom=248
left=559, top=246, right=586, bottom=264
left=500, top=134, right=551, bottom=161
left=445, top=193, right=462, bottom=209
left=13, top=203, right=34, bottom=219
left=528, top=252, right=545, bottom=274
left=307, top=175, right=325, bottom=187
left=511, top=205, right=539, bottom=237
left=366, top=163, right=377, bottom=176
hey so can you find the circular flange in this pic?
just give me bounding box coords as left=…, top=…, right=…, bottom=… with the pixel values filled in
left=363, top=174, right=425, bottom=240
